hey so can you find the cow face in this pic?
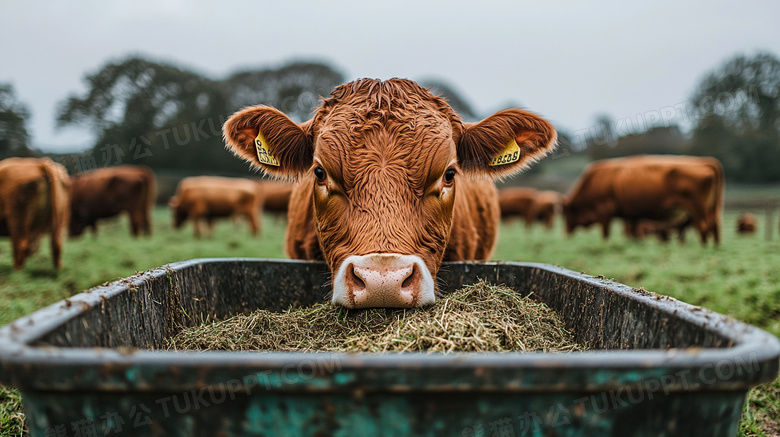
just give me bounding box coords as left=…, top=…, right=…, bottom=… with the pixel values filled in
left=68, top=211, right=87, bottom=237
left=169, top=196, right=187, bottom=229
left=224, top=79, right=555, bottom=308
left=172, top=209, right=187, bottom=229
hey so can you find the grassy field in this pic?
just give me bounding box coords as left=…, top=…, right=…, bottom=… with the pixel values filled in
left=494, top=212, right=780, bottom=338
left=1, top=207, right=779, bottom=435
left=0, top=210, right=289, bottom=327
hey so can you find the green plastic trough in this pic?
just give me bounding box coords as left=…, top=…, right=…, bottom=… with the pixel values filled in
left=0, top=259, right=778, bottom=436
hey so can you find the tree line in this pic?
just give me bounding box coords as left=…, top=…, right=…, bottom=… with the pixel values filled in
left=1, top=52, right=779, bottom=182
left=52, top=58, right=347, bottom=175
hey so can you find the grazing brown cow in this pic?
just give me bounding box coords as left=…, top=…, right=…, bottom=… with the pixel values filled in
left=224, top=78, right=556, bottom=308
left=69, top=165, right=156, bottom=237
left=529, top=190, right=563, bottom=230
left=563, top=155, right=723, bottom=245
left=169, top=176, right=263, bottom=237
left=257, top=180, right=293, bottom=214
left=498, top=187, right=538, bottom=227
left=0, top=157, right=71, bottom=270
left=737, top=212, right=757, bottom=234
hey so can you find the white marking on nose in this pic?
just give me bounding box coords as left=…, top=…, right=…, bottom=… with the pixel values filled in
left=332, top=253, right=435, bottom=309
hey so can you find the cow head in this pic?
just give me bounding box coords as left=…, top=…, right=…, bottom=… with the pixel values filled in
left=562, top=200, right=599, bottom=234
left=68, top=207, right=89, bottom=237
left=224, top=79, right=555, bottom=308
left=169, top=196, right=187, bottom=229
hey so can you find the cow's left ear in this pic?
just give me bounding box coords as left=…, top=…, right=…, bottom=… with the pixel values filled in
left=223, top=105, right=314, bottom=179
left=457, top=109, right=557, bottom=179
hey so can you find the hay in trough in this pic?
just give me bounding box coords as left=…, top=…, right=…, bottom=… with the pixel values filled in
left=166, top=280, right=582, bottom=353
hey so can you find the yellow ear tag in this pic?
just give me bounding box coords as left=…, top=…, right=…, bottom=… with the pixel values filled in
left=489, top=138, right=521, bottom=166
left=254, top=130, right=280, bottom=166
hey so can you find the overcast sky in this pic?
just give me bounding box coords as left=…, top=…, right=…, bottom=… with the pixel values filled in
left=2, top=0, right=779, bottom=152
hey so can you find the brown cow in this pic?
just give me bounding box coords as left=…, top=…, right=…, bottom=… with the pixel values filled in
left=69, top=165, right=156, bottom=237
left=0, top=157, right=71, bottom=270
left=498, top=187, right=538, bottom=227
left=499, top=188, right=561, bottom=229
left=529, top=190, right=563, bottom=230
left=563, top=155, right=724, bottom=245
left=257, top=180, right=293, bottom=214
left=170, top=176, right=263, bottom=237
left=737, top=212, right=757, bottom=234
left=224, top=78, right=556, bottom=308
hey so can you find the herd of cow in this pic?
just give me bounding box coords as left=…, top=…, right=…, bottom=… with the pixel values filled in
left=0, top=159, right=294, bottom=270
left=0, top=78, right=758, bottom=308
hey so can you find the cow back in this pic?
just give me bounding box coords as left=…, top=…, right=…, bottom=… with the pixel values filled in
left=41, top=159, right=71, bottom=245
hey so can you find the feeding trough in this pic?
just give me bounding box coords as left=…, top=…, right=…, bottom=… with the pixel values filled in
left=0, top=258, right=778, bottom=437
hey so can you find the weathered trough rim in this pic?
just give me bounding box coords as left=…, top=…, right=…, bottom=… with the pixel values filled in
left=0, top=258, right=778, bottom=393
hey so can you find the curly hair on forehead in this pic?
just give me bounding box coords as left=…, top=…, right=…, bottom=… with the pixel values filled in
left=311, top=78, right=466, bottom=140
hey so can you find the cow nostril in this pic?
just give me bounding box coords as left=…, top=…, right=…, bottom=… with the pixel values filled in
left=347, top=264, right=365, bottom=290
left=401, top=264, right=417, bottom=289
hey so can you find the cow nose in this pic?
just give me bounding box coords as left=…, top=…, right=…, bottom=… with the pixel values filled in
left=348, top=263, right=417, bottom=306
left=332, top=254, right=436, bottom=308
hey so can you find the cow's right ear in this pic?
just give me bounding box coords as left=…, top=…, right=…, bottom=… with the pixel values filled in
left=223, top=105, right=313, bottom=178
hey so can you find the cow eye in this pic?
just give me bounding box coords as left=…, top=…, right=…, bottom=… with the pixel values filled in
left=444, top=168, right=456, bottom=184
left=314, top=166, right=326, bottom=182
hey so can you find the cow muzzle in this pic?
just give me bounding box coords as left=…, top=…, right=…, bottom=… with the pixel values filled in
left=332, top=254, right=436, bottom=309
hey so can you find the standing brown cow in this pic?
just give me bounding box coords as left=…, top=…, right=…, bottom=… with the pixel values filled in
left=498, top=187, right=538, bottom=227
left=224, top=78, right=556, bottom=308
left=169, top=176, right=263, bottom=237
left=563, top=155, right=723, bottom=245
left=69, top=165, right=156, bottom=237
left=0, top=157, right=71, bottom=270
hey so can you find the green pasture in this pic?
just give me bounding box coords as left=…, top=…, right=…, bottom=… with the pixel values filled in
left=0, top=207, right=778, bottom=436
left=0, top=209, right=288, bottom=326
left=494, top=211, right=780, bottom=338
